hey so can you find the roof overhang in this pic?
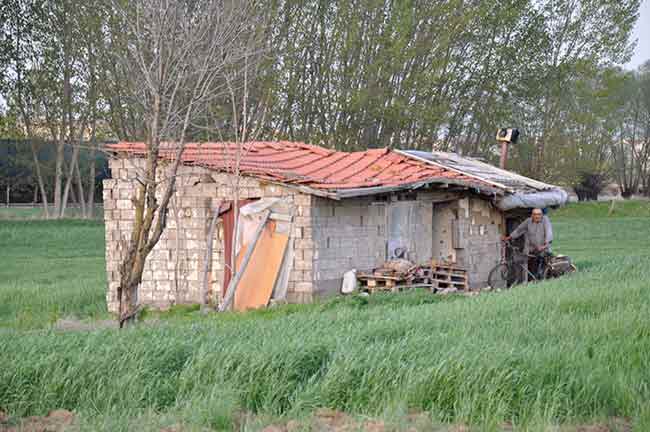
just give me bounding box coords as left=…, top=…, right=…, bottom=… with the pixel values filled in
left=334, top=178, right=504, bottom=199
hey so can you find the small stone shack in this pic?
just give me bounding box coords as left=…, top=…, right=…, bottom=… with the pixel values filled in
left=103, top=141, right=568, bottom=312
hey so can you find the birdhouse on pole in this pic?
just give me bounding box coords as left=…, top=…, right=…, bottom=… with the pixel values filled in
left=496, top=128, right=519, bottom=169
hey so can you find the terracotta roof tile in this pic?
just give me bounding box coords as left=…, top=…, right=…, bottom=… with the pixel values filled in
left=106, top=141, right=497, bottom=195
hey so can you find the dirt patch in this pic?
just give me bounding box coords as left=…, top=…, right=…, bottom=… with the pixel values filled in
left=158, top=424, right=212, bottom=432
left=568, top=417, right=632, bottom=432
left=53, top=318, right=117, bottom=332
left=255, top=413, right=634, bottom=432
left=0, top=409, right=76, bottom=432
left=0, top=409, right=634, bottom=432
left=52, top=317, right=160, bottom=332
left=258, top=409, right=446, bottom=432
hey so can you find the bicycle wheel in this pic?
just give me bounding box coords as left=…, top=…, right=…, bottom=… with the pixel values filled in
left=488, top=263, right=514, bottom=289
left=543, top=266, right=554, bottom=281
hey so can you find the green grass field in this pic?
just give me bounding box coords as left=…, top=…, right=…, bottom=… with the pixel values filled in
left=0, top=220, right=108, bottom=329
left=0, top=205, right=104, bottom=220
left=1, top=202, right=649, bottom=431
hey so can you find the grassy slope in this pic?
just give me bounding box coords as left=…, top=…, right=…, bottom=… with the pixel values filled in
left=0, top=220, right=108, bottom=329
left=1, top=202, right=650, bottom=431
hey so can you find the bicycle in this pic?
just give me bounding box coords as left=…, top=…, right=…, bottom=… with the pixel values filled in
left=488, top=240, right=548, bottom=289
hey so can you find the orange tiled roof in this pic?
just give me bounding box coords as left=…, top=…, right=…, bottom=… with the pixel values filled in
left=107, top=141, right=498, bottom=195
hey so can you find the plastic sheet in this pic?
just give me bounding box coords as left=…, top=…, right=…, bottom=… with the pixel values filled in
left=496, top=189, right=569, bottom=211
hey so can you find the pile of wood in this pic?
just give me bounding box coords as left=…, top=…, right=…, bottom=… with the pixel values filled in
left=356, top=259, right=468, bottom=294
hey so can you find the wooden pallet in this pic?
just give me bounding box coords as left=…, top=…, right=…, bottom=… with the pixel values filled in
left=430, top=261, right=468, bottom=291
left=357, top=273, right=401, bottom=293
left=431, top=279, right=468, bottom=291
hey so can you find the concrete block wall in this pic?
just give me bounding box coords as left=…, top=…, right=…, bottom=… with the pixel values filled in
left=431, top=197, right=504, bottom=288
left=310, top=192, right=442, bottom=296
left=103, top=157, right=313, bottom=312
left=311, top=196, right=387, bottom=296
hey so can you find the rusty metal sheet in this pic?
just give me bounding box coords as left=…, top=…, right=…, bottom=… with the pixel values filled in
left=221, top=199, right=256, bottom=297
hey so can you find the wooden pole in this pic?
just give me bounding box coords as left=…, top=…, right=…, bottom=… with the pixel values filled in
left=499, top=141, right=509, bottom=169
left=201, top=199, right=223, bottom=311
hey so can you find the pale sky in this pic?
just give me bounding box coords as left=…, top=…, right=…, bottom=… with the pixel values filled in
left=628, top=0, right=650, bottom=69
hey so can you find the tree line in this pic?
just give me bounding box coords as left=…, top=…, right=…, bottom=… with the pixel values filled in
left=0, top=0, right=647, bottom=216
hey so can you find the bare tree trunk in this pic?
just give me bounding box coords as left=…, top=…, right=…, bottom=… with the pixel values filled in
left=61, top=147, right=79, bottom=217
left=29, top=139, right=50, bottom=219
left=14, top=3, right=49, bottom=218
left=75, top=158, right=87, bottom=217
left=85, top=34, right=98, bottom=220
left=68, top=173, right=79, bottom=207
left=56, top=0, right=73, bottom=219
left=86, top=103, right=98, bottom=219
left=86, top=145, right=96, bottom=219
left=62, top=115, right=88, bottom=217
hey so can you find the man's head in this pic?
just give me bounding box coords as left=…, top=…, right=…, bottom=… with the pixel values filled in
left=531, top=208, right=543, bottom=223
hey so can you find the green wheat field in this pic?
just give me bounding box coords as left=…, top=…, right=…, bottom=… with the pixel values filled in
left=1, top=201, right=649, bottom=431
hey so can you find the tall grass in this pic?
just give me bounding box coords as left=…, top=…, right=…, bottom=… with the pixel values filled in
left=0, top=220, right=108, bottom=329
left=1, top=203, right=649, bottom=430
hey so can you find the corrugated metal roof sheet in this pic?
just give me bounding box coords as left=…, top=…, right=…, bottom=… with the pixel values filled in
left=106, top=141, right=503, bottom=197
left=400, top=150, right=557, bottom=193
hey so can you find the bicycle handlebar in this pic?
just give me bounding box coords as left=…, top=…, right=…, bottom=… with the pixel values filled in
left=501, top=239, right=543, bottom=259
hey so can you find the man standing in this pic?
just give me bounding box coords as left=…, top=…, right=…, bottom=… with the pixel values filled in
left=504, top=208, right=553, bottom=279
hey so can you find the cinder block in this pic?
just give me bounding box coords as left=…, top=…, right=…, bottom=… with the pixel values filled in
left=119, top=220, right=135, bottom=232
left=118, top=188, right=131, bottom=199
left=294, top=239, right=314, bottom=250
left=294, top=282, right=312, bottom=293
left=286, top=292, right=300, bottom=303
left=290, top=269, right=303, bottom=282
left=294, top=194, right=311, bottom=206
left=119, top=209, right=133, bottom=220
left=116, top=199, right=131, bottom=210
left=109, top=158, right=124, bottom=170
left=156, top=280, right=171, bottom=292
left=261, top=184, right=283, bottom=197
left=293, top=259, right=312, bottom=270
left=154, top=270, right=169, bottom=280
left=103, top=179, right=117, bottom=190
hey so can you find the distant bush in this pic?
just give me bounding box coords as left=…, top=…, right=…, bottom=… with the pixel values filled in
left=573, top=171, right=606, bottom=201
